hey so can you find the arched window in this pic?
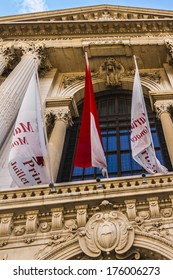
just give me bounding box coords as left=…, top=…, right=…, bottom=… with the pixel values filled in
left=57, top=90, right=171, bottom=182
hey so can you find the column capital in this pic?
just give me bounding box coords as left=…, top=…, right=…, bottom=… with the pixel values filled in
left=154, top=100, right=173, bottom=118
left=0, top=44, right=12, bottom=65
left=0, top=44, right=17, bottom=71
left=46, top=107, right=73, bottom=127
left=18, top=41, right=52, bottom=76
left=19, top=42, right=44, bottom=58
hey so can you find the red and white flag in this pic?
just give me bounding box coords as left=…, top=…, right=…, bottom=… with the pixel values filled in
left=130, top=56, right=167, bottom=174
left=74, top=52, right=107, bottom=176
left=8, top=72, right=49, bottom=187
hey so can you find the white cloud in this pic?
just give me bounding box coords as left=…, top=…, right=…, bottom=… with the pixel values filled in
left=17, top=0, right=48, bottom=14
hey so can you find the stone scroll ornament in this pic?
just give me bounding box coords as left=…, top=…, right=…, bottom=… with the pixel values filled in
left=78, top=210, right=134, bottom=257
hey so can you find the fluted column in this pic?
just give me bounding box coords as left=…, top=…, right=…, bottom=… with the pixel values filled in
left=0, top=42, right=45, bottom=147
left=45, top=107, right=73, bottom=181
left=155, top=101, right=173, bottom=167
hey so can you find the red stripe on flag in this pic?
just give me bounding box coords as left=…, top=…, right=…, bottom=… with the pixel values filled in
left=74, top=57, right=103, bottom=168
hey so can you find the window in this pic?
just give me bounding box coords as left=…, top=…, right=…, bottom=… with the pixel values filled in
left=57, top=90, right=171, bottom=182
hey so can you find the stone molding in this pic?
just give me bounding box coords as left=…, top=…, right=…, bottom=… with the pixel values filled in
left=1, top=19, right=173, bottom=39
left=0, top=172, right=173, bottom=259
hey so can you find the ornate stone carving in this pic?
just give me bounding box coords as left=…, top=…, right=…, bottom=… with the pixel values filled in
left=45, top=111, right=57, bottom=139
left=0, top=44, right=17, bottom=73
left=64, top=220, right=78, bottom=232
left=25, top=211, right=39, bottom=234
left=125, top=69, right=161, bottom=83
left=19, top=42, right=45, bottom=60
left=125, top=200, right=137, bottom=220
left=165, top=39, right=173, bottom=65
left=0, top=214, right=13, bottom=237
left=161, top=208, right=172, bottom=218
left=51, top=208, right=64, bottom=230
left=46, top=108, right=73, bottom=127
left=39, top=222, right=51, bottom=233
left=138, top=210, right=150, bottom=220
left=99, top=57, right=124, bottom=87
left=134, top=216, right=145, bottom=231
left=35, top=232, right=77, bottom=260
left=19, top=42, right=52, bottom=75
left=76, top=205, right=88, bottom=227
left=62, top=74, right=84, bottom=88
left=14, top=225, right=25, bottom=236
left=78, top=200, right=134, bottom=258
left=154, top=101, right=173, bottom=118
left=115, top=249, right=141, bottom=260
left=147, top=197, right=160, bottom=218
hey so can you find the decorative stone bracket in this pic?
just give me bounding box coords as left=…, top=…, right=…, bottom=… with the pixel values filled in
left=25, top=210, right=39, bottom=234
left=0, top=213, right=13, bottom=237
left=51, top=208, right=64, bottom=231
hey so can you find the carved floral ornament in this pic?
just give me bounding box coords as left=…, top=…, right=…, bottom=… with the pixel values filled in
left=62, top=57, right=161, bottom=89
left=18, top=42, right=52, bottom=75
left=45, top=107, right=73, bottom=138
left=78, top=200, right=134, bottom=258
left=0, top=44, right=15, bottom=66
left=154, top=101, right=173, bottom=117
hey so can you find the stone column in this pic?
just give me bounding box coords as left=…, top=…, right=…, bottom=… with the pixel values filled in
left=45, top=107, right=73, bottom=181
left=155, top=101, right=173, bottom=167
left=0, top=44, right=15, bottom=75
left=0, top=42, right=45, bottom=147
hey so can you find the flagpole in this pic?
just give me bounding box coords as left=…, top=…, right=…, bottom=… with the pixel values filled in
left=34, top=61, right=56, bottom=192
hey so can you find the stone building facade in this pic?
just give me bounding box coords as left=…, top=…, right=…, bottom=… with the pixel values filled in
left=0, top=4, right=173, bottom=260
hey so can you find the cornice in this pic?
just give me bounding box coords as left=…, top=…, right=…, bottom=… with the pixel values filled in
left=0, top=18, right=173, bottom=40
left=149, top=91, right=173, bottom=110
left=46, top=96, right=79, bottom=117
left=0, top=173, right=173, bottom=213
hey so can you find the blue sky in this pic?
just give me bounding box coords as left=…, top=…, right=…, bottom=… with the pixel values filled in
left=0, top=0, right=173, bottom=17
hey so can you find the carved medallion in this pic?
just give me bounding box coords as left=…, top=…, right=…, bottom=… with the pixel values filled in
left=78, top=208, right=134, bottom=258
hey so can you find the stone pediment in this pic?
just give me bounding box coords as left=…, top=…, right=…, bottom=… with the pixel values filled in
left=0, top=5, right=173, bottom=39
left=0, top=4, right=173, bottom=23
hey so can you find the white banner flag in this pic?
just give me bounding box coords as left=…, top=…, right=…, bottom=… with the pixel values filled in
left=8, top=73, right=49, bottom=187
left=130, top=56, right=167, bottom=174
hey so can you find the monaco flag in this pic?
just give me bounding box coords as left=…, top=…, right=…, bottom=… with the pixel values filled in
left=8, top=72, right=49, bottom=187
left=131, top=56, right=167, bottom=174
left=74, top=52, right=107, bottom=176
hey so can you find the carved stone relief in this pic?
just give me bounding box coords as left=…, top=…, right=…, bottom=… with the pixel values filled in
left=45, top=111, right=57, bottom=139
left=99, top=57, right=124, bottom=87
left=165, top=39, right=173, bottom=65
left=78, top=200, right=134, bottom=258
left=61, top=57, right=161, bottom=90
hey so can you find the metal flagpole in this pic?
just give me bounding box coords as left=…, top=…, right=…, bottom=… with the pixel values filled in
left=34, top=60, right=56, bottom=193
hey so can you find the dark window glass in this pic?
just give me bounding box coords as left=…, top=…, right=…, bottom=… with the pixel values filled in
left=57, top=90, right=171, bottom=182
